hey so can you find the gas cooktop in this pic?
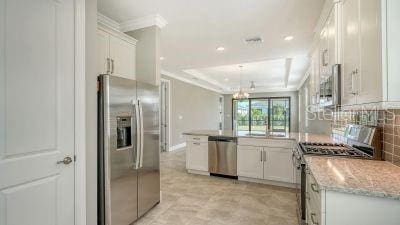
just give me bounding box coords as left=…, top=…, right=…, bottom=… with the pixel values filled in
left=299, top=142, right=373, bottom=159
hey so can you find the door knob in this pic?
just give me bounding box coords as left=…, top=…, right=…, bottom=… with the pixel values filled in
left=57, top=156, right=73, bottom=165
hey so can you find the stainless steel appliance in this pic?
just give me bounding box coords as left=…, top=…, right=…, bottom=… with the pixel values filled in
left=319, top=64, right=341, bottom=108
left=294, top=124, right=381, bottom=224
left=208, top=136, right=237, bottom=178
left=98, top=74, right=160, bottom=225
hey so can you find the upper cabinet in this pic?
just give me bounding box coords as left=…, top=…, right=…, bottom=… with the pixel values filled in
left=308, top=4, right=338, bottom=111
left=308, top=0, right=400, bottom=108
left=97, top=24, right=137, bottom=80
left=341, top=0, right=382, bottom=105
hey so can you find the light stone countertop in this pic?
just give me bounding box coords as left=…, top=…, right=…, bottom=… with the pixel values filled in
left=184, top=129, right=400, bottom=200
left=182, top=129, right=340, bottom=143
left=305, top=156, right=400, bottom=200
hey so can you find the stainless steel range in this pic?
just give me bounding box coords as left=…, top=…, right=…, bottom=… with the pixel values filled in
left=299, top=142, right=373, bottom=158
left=294, top=124, right=382, bottom=225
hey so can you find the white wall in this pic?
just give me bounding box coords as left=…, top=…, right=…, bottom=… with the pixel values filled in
left=162, top=75, right=221, bottom=147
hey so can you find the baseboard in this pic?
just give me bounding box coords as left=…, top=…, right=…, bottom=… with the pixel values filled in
left=238, top=176, right=297, bottom=189
left=169, top=142, right=186, bottom=151
left=187, top=169, right=210, bottom=176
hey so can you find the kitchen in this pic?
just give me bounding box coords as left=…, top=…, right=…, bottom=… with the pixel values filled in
left=1, top=0, right=400, bottom=225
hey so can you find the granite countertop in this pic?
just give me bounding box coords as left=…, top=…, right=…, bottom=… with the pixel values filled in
left=182, top=129, right=339, bottom=143
left=305, top=156, right=400, bottom=200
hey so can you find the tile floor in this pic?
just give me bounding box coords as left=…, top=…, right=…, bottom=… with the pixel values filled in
left=134, top=149, right=298, bottom=225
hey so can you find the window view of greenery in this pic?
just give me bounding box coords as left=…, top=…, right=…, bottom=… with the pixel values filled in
left=233, top=98, right=289, bottom=133
left=233, top=100, right=249, bottom=132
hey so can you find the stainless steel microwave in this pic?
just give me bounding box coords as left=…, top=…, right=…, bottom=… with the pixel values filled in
left=319, top=64, right=341, bottom=108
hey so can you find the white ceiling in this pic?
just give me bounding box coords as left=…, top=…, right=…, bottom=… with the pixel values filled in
left=98, top=0, right=325, bottom=93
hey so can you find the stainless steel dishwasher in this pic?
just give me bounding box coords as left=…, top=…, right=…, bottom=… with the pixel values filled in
left=208, top=136, right=237, bottom=178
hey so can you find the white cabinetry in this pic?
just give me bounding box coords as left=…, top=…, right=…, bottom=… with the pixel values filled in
left=186, top=136, right=208, bottom=173
left=341, top=0, right=382, bottom=105
left=264, top=147, right=295, bottom=183
left=97, top=25, right=137, bottom=80
left=306, top=170, right=400, bottom=225
left=237, top=138, right=295, bottom=186
left=308, top=3, right=338, bottom=110
left=237, top=146, right=263, bottom=179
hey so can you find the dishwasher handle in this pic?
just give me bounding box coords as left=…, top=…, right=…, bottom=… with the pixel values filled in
left=208, top=136, right=237, bottom=142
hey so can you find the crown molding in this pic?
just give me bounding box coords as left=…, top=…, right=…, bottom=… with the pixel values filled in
left=296, top=70, right=310, bottom=91
left=120, top=14, right=168, bottom=32
left=161, top=70, right=223, bottom=94
left=97, top=13, right=121, bottom=32
left=183, top=69, right=230, bottom=92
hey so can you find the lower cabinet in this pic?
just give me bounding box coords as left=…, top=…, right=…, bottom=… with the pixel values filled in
left=237, top=146, right=263, bottom=179
left=264, top=147, right=295, bottom=183
left=306, top=169, right=400, bottom=225
left=237, top=145, right=295, bottom=184
left=186, top=141, right=208, bottom=172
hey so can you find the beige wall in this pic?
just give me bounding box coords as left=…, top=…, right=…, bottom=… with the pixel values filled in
left=223, top=91, right=299, bottom=132
left=162, top=75, right=221, bottom=146
left=85, top=0, right=98, bottom=224
left=298, top=77, right=331, bottom=135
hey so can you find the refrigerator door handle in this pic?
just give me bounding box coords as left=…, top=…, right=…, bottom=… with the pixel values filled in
left=133, top=100, right=141, bottom=170
left=138, top=99, right=144, bottom=168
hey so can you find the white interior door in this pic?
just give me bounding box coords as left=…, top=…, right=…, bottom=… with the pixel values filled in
left=0, top=0, right=75, bottom=225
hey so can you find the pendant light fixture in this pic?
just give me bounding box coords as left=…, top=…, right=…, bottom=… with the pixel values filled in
left=250, top=81, right=255, bottom=91
left=233, top=65, right=250, bottom=99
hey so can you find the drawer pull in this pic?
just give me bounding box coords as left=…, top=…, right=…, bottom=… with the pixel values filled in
left=193, top=142, right=201, bottom=145
left=310, top=213, right=319, bottom=225
left=311, top=183, right=319, bottom=193
left=193, top=137, right=201, bottom=140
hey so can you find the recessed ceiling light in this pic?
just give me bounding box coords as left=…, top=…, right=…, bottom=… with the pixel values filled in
left=160, top=56, right=165, bottom=60
left=224, top=78, right=229, bottom=81
left=216, top=46, right=225, bottom=51
left=284, top=36, right=294, bottom=41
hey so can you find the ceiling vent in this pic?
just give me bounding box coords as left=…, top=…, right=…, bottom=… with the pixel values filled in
left=244, top=36, right=263, bottom=45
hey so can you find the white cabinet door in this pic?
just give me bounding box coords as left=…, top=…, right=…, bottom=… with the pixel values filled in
left=97, top=29, right=110, bottom=75
left=357, top=0, right=382, bottom=104
left=186, top=142, right=208, bottom=171
left=310, top=45, right=320, bottom=107
left=109, top=35, right=136, bottom=80
left=0, top=0, right=75, bottom=224
left=341, top=0, right=360, bottom=105
left=264, top=147, right=295, bottom=183
left=237, top=146, right=263, bottom=179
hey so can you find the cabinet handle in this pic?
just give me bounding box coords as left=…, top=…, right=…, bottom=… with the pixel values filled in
left=310, top=213, right=319, bottom=225
left=311, top=183, right=319, bottom=193
left=350, top=69, right=358, bottom=95
left=263, top=151, right=267, bottom=162
left=260, top=151, right=263, bottom=162
left=193, top=137, right=200, bottom=140
left=193, top=142, right=200, bottom=145
left=322, top=49, right=328, bottom=66
left=106, top=58, right=110, bottom=73
left=111, top=59, right=115, bottom=74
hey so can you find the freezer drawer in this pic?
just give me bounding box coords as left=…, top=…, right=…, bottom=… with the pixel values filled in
left=208, top=136, right=237, bottom=177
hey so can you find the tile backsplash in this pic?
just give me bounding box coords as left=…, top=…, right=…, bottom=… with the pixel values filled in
left=331, top=109, right=400, bottom=167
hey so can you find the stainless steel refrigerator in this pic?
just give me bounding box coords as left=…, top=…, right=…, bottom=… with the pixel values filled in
left=98, top=74, right=160, bottom=225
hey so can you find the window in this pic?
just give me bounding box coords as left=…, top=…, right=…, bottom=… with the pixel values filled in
left=232, top=97, right=290, bottom=133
